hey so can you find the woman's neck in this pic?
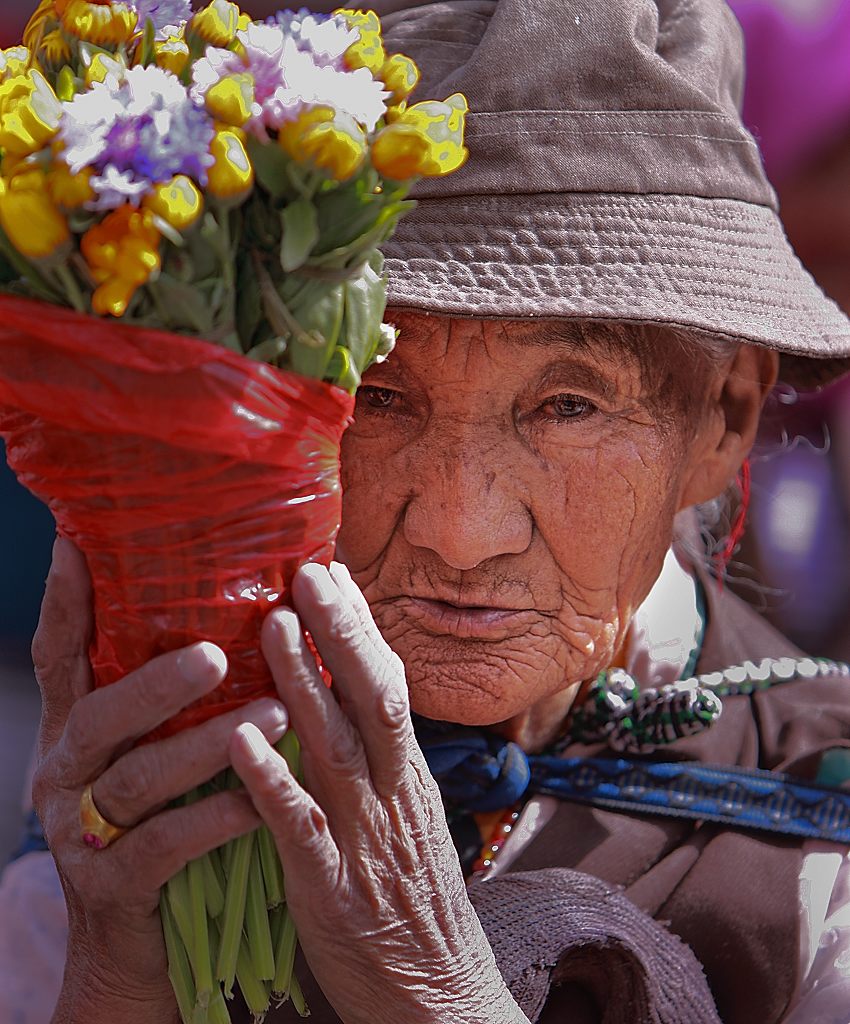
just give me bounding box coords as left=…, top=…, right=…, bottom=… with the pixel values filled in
left=490, top=681, right=584, bottom=754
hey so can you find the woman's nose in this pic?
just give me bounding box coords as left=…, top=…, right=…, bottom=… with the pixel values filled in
left=402, top=444, right=533, bottom=570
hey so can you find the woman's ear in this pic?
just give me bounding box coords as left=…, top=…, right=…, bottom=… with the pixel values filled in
left=678, top=343, right=779, bottom=510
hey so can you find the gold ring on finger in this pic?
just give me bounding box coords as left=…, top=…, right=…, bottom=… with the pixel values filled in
left=79, top=784, right=129, bottom=851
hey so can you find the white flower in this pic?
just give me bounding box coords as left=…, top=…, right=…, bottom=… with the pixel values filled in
left=59, top=65, right=214, bottom=208
left=192, top=22, right=388, bottom=138
left=0, top=47, right=28, bottom=77
left=89, top=164, right=150, bottom=209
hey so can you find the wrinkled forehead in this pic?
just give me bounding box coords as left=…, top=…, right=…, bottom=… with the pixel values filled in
left=386, top=309, right=663, bottom=371
left=383, top=309, right=724, bottom=425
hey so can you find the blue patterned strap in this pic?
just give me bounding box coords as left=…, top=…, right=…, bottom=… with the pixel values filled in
left=529, top=756, right=850, bottom=844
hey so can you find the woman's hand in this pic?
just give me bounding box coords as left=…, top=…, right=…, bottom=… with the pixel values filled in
left=230, top=561, right=530, bottom=1024
left=32, top=538, right=287, bottom=1024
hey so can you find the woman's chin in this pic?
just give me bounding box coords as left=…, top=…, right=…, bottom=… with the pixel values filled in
left=406, top=674, right=536, bottom=727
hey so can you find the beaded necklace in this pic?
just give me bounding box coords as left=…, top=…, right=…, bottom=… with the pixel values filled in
left=463, top=654, right=850, bottom=881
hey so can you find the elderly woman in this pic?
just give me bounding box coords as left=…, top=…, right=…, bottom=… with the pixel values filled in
left=6, top=0, right=850, bottom=1023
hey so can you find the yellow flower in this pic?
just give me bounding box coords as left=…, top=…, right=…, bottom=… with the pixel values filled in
left=82, top=204, right=161, bottom=317
left=153, top=36, right=190, bottom=76
left=380, top=53, right=419, bottom=105
left=83, top=50, right=125, bottom=87
left=143, top=175, right=203, bottom=230
left=23, top=0, right=57, bottom=57
left=204, top=73, right=254, bottom=127
left=60, top=0, right=137, bottom=45
left=191, top=0, right=242, bottom=47
left=0, top=168, right=70, bottom=259
left=0, top=69, right=63, bottom=157
left=279, top=106, right=367, bottom=182
left=371, top=92, right=468, bottom=179
left=47, top=161, right=95, bottom=207
left=41, top=29, right=72, bottom=65
left=207, top=127, right=253, bottom=199
left=337, top=10, right=386, bottom=75
left=0, top=48, right=32, bottom=81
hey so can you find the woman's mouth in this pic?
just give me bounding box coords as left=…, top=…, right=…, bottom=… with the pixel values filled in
left=395, top=596, right=537, bottom=640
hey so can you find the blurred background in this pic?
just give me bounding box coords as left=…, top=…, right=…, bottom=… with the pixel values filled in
left=1, top=0, right=850, bottom=861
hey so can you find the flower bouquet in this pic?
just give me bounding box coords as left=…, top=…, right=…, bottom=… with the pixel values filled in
left=0, top=3, right=467, bottom=1020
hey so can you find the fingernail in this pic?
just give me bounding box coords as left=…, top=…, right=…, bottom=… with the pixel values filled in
left=257, top=700, right=288, bottom=732
left=178, top=642, right=227, bottom=687
left=300, top=563, right=337, bottom=604
left=238, top=722, right=270, bottom=763
left=279, top=610, right=302, bottom=648
left=51, top=536, right=74, bottom=574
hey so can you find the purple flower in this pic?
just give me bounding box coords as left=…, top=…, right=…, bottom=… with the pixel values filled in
left=133, top=0, right=192, bottom=38
left=60, top=65, right=215, bottom=210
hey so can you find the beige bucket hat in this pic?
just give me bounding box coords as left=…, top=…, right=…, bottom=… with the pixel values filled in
left=380, top=0, right=850, bottom=387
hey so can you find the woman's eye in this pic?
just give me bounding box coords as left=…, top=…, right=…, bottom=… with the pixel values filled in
left=543, top=393, right=595, bottom=420
left=358, top=386, right=399, bottom=410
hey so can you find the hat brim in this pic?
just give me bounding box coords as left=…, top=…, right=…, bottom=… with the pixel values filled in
left=383, top=192, right=850, bottom=389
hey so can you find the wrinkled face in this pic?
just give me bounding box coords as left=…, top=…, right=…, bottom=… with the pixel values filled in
left=337, top=313, right=717, bottom=727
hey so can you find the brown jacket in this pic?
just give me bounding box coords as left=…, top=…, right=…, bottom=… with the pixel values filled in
left=502, top=578, right=850, bottom=1024
left=242, top=582, right=850, bottom=1024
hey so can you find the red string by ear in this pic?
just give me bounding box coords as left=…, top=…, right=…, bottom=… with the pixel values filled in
left=714, top=458, right=751, bottom=585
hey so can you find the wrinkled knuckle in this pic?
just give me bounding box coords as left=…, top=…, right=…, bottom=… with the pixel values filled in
left=105, top=759, right=157, bottom=819
left=143, top=816, right=181, bottom=864
left=130, top=668, right=172, bottom=718
left=378, top=681, right=410, bottom=729
left=324, top=724, right=365, bottom=774
left=325, top=616, right=362, bottom=650
left=197, top=796, right=234, bottom=838
left=303, top=809, right=329, bottom=846
left=249, top=767, right=291, bottom=807
left=30, top=628, right=49, bottom=679
left=64, top=701, right=102, bottom=764
left=32, top=641, right=70, bottom=692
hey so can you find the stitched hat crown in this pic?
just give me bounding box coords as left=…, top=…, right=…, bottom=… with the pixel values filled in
left=384, top=0, right=773, bottom=205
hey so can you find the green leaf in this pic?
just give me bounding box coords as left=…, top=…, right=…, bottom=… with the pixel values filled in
left=235, top=255, right=263, bottom=348
left=248, top=138, right=295, bottom=201
left=280, top=200, right=319, bottom=273
left=0, top=247, right=18, bottom=286
left=325, top=345, right=361, bottom=393
left=244, top=336, right=287, bottom=363
left=147, top=273, right=214, bottom=334
left=340, top=252, right=387, bottom=375
left=0, top=227, right=63, bottom=304
left=139, top=17, right=156, bottom=67
left=289, top=283, right=345, bottom=379
left=242, top=193, right=281, bottom=250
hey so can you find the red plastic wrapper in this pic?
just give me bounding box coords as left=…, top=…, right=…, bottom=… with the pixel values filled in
left=0, top=295, right=354, bottom=740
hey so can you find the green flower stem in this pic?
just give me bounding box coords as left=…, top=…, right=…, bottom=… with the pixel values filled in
left=166, top=866, right=193, bottom=951
left=272, top=907, right=298, bottom=998
left=202, top=850, right=226, bottom=919
left=277, top=732, right=302, bottom=778
left=290, top=972, right=309, bottom=1018
left=246, top=843, right=276, bottom=981
left=215, top=830, right=254, bottom=998
left=257, top=826, right=284, bottom=908
left=207, top=989, right=232, bottom=1024
left=188, top=850, right=214, bottom=1010
left=161, top=759, right=307, bottom=1021
left=236, top=943, right=271, bottom=1017
left=161, top=893, right=197, bottom=1024
left=50, top=263, right=87, bottom=314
